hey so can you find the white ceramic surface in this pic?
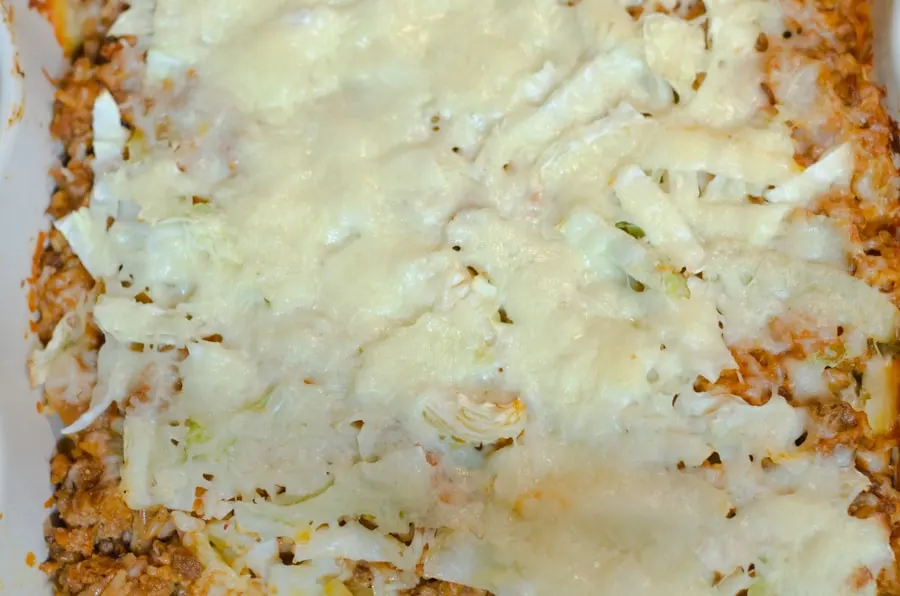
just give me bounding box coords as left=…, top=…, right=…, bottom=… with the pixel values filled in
left=1, top=0, right=900, bottom=593
left=0, top=0, right=62, bottom=592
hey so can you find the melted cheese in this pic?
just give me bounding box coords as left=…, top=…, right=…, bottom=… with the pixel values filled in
left=90, top=90, right=129, bottom=172
left=766, top=143, right=854, bottom=205
left=42, top=0, right=899, bottom=593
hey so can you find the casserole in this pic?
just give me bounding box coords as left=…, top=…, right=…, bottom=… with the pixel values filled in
left=11, top=0, right=900, bottom=593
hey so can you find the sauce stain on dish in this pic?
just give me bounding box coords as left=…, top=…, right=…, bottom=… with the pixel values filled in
left=27, top=0, right=71, bottom=54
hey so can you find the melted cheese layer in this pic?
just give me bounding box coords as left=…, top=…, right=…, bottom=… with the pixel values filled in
left=43, top=0, right=899, bottom=594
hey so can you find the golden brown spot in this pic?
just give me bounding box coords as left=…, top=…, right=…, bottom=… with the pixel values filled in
left=691, top=72, right=707, bottom=90
left=682, top=0, right=707, bottom=19
left=849, top=566, right=874, bottom=589
left=759, top=82, right=777, bottom=106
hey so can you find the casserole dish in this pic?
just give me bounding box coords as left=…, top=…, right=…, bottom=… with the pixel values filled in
left=8, top=0, right=900, bottom=593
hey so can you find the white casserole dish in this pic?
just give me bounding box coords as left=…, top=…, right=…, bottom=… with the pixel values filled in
left=1, top=0, right=900, bottom=592
left=0, top=0, right=63, bottom=591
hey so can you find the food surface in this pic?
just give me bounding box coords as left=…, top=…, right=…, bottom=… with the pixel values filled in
left=28, top=0, right=900, bottom=594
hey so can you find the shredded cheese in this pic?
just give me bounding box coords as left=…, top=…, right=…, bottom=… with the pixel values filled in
left=38, top=0, right=899, bottom=594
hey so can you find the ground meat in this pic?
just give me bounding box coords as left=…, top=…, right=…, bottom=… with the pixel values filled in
left=33, top=264, right=94, bottom=345
left=171, top=546, right=204, bottom=582
left=64, top=456, right=104, bottom=491
left=43, top=407, right=204, bottom=595
left=49, top=527, right=95, bottom=559
left=128, top=574, right=176, bottom=596
left=806, top=399, right=876, bottom=455
left=56, top=555, right=120, bottom=594
left=405, top=580, right=491, bottom=596
left=49, top=453, right=72, bottom=486
left=42, top=403, right=202, bottom=594
left=47, top=160, right=93, bottom=219
left=813, top=400, right=865, bottom=434
left=56, top=485, right=131, bottom=534
left=54, top=552, right=182, bottom=596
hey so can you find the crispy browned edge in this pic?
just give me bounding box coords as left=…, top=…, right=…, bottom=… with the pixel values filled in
left=27, top=0, right=900, bottom=594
